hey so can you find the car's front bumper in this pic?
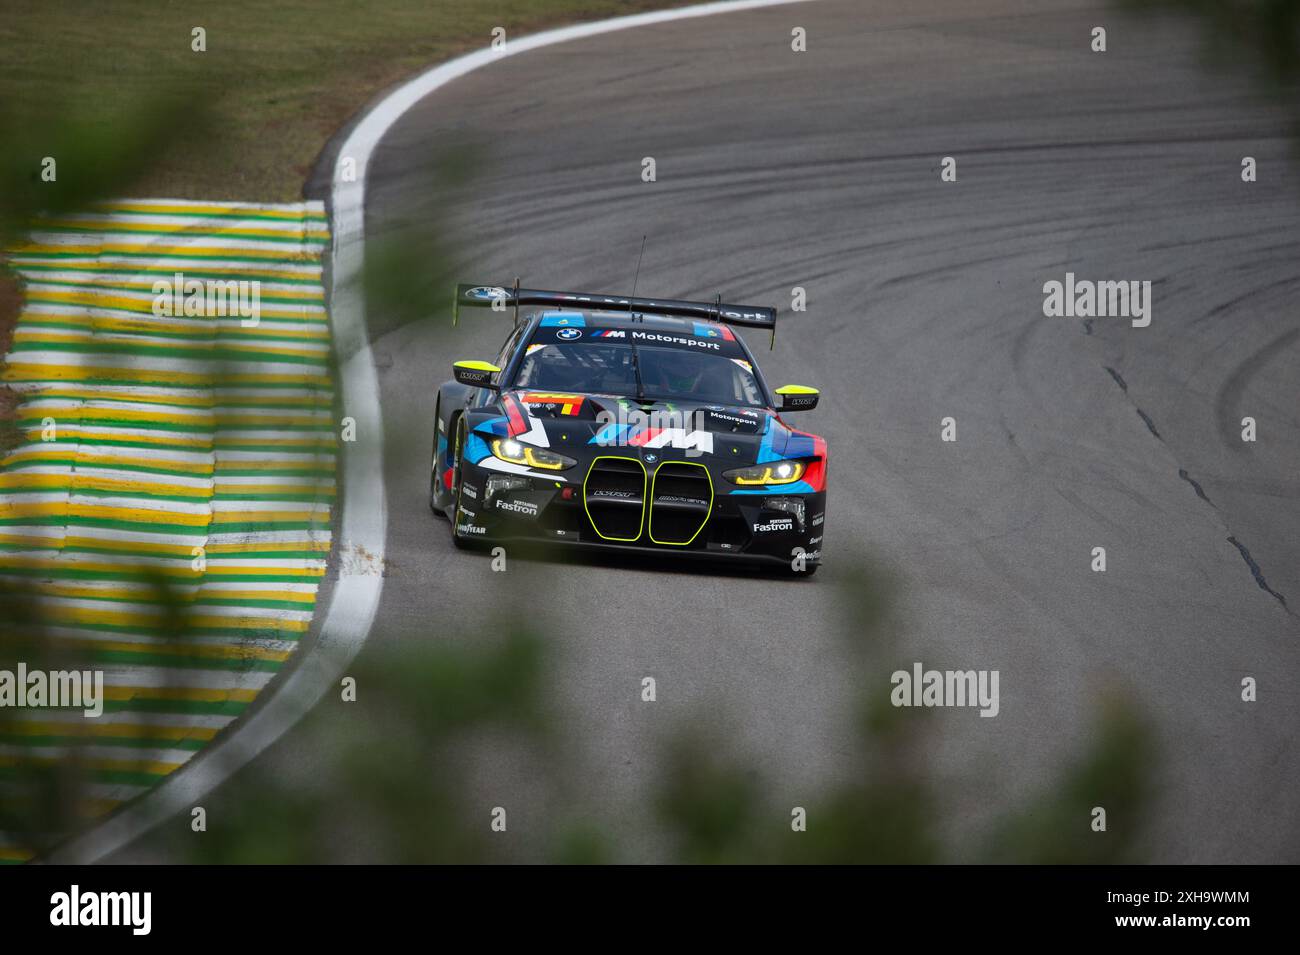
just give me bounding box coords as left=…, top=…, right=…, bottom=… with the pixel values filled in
left=454, top=460, right=825, bottom=568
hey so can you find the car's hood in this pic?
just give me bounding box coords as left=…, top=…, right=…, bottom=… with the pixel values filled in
left=470, top=389, right=822, bottom=471
left=510, top=389, right=764, bottom=430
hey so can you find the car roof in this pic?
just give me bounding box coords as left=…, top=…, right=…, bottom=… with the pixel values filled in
left=508, top=308, right=770, bottom=402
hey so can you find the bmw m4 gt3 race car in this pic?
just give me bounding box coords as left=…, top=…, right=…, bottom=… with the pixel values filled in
left=430, top=284, right=827, bottom=573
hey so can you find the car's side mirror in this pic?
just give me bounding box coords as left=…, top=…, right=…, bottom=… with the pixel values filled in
left=453, top=360, right=501, bottom=389
left=775, top=384, right=819, bottom=412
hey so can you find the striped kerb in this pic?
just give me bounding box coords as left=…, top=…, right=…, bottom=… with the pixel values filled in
left=0, top=199, right=335, bottom=863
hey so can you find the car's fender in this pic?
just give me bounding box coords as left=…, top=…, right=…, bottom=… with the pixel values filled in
left=431, top=381, right=481, bottom=512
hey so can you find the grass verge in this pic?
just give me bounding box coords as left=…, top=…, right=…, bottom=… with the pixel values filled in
left=1, top=0, right=685, bottom=200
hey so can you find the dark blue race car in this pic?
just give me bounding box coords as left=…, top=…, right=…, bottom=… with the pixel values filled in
left=430, top=284, right=827, bottom=574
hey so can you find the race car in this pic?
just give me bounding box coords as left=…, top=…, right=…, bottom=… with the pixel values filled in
left=430, top=284, right=826, bottom=573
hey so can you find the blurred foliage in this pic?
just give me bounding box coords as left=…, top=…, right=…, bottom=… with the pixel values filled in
left=0, top=570, right=191, bottom=860
left=0, top=92, right=220, bottom=246
left=175, top=622, right=558, bottom=864
left=0, top=83, right=223, bottom=468
left=1119, top=0, right=1300, bottom=132
left=985, top=693, right=1154, bottom=864
left=360, top=144, right=483, bottom=339
left=0, top=561, right=81, bottom=854
left=126, top=558, right=1158, bottom=864
left=0, top=271, right=18, bottom=455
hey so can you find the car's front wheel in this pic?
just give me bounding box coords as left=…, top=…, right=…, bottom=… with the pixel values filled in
left=449, top=416, right=471, bottom=549
left=430, top=397, right=446, bottom=516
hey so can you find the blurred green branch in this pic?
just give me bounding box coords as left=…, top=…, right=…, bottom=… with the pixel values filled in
left=138, top=558, right=1157, bottom=865
left=0, top=90, right=220, bottom=244
left=1119, top=0, right=1300, bottom=132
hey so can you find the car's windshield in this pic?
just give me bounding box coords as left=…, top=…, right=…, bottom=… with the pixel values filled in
left=515, top=342, right=765, bottom=407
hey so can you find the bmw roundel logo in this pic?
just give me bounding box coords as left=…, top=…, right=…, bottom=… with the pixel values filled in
left=644, top=453, right=658, bottom=463
left=556, top=327, right=582, bottom=340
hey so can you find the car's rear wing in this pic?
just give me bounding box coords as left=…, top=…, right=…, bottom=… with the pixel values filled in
left=452, top=281, right=778, bottom=345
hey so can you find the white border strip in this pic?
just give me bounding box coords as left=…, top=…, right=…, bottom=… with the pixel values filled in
left=44, top=0, right=813, bottom=864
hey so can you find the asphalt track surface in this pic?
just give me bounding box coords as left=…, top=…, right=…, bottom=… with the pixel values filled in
left=126, top=0, right=1300, bottom=862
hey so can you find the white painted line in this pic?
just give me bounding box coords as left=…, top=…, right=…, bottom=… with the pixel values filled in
left=43, top=0, right=814, bottom=864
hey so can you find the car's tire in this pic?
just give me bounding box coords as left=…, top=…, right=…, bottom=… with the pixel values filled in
left=449, top=416, right=470, bottom=549
left=430, top=396, right=446, bottom=517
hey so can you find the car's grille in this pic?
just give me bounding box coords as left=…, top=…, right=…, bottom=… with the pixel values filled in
left=648, top=462, right=713, bottom=545
left=583, top=457, right=647, bottom=541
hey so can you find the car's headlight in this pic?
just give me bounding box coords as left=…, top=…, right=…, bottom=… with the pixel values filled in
left=724, top=459, right=806, bottom=486
left=491, top=438, right=575, bottom=471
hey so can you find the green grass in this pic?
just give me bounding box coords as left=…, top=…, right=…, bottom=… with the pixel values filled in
left=0, top=0, right=682, bottom=201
